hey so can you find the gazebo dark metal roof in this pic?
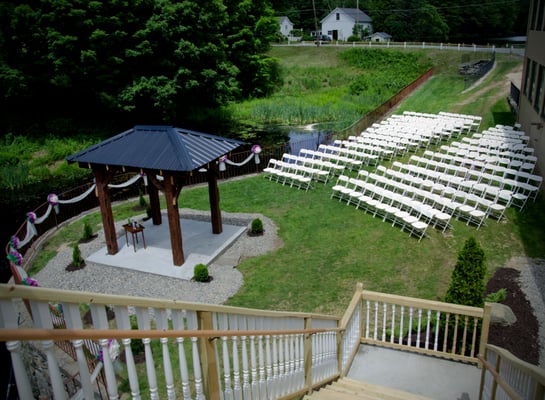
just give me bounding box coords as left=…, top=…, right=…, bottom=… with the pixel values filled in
left=66, top=125, right=247, bottom=266
left=66, top=125, right=245, bottom=173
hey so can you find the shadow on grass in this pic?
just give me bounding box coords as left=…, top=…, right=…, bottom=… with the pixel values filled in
left=509, top=193, right=545, bottom=258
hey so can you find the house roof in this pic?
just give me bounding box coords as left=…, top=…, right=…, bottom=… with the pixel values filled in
left=278, top=16, right=293, bottom=25
left=371, top=32, right=392, bottom=38
left=66, top=125, right=246, bottom=173
left=321, top=7, right=372, bottom=23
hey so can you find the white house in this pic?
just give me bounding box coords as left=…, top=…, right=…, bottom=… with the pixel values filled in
left=320, top=7, right=373, bottom=41
left=367, top=32, right=392, bottom=42
left=278, top=16, right=294, bottom=38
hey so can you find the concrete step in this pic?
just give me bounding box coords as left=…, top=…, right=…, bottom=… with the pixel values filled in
left=303, top=377, right=433, bottom=400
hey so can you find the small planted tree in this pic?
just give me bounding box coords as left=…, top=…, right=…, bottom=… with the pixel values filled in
left=68, top=243, right=85, bottom=271
left=82, top=220, right=94, bottom=241
left=444, top=236, right=486, bottom=307
left=442, top=237, right=486, bottom=355
left=249, top=218, right=264, bottom=236
left=193, top=263, right=209, bottom=282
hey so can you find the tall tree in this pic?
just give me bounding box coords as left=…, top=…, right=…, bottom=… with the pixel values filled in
left=224, top=0, right=280, bottom=98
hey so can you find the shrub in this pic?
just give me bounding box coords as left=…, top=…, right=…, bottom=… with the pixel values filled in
left=251, top=218, right=264, bottom=235
left=485, top=288, right=507, bottom=303
left=138, top=189, right=147, bottom=209
left=347, top=35, right=361, bottom=42
left=444, top=237, right=486, bottom=307
left=72, top=244, right=84, bottom=267
left=193, top=263, right=209, bottom=282
left=82, top=220, right=94, bottom=240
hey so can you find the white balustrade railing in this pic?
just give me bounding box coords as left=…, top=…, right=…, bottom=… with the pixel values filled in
left=359, top=289, right=492, bottom=364
left=7, top=283, right=542, bottom=400
left=0, top=284, right=341, bottom=400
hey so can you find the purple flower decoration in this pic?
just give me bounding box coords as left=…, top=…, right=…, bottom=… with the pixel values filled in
left=10, top=235, right=19, bottom=249
left=21, top=277, right=39, bottom=287
left=47, top=193, right=59, bottom=205
left=7, top=250, right=23, bottom=266
left=251, top=144, right=262, bottom=154
left=27, top=212, right=36, bottom=223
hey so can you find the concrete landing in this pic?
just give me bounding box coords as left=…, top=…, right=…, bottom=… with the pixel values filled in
left=87, top=216, right=247, bottom=280
left=347, top=345, right=481, bottom=400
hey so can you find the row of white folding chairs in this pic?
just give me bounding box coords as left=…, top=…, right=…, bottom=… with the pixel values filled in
left=398, top=112, right=475, bottom=137
left=395, top=159, right=538, bottom=211
left=338, top=139, right=382, bottom=165
left=298, top=149, right=346, bottom=176
left=329, top=141, right=384, bottom=166
left=367, top=170, right=502, bottom=229
left=422, top=150, right=536, bottom=175
left=314, top=145, right=364, bottom=170
left=379, top=164, right=511, bottom=222
left=373, top=168, right=506, bottom=226
left=262, top=159, right=312, bottom=190
left=382, top=118, right=462, bottom=141
left=281, top=153, right=334, bottom=183
left=331, top=175, right=430, bottom=240
left=348, top=134, right=406, bottom=158
left=368, top=120, right=450, bottom=146
left=475, top=130, right=529, bottom=145
left=409, top=154, right=542, bottom=197
left=441, top=144, right=537, bottom=171
left=347, top=136, right=397, bottom=160
left=365, top=121, right=438, bottom=145
left=438, top=111, right=482, bottom=132
left=461, top=136, right=526, bottom=153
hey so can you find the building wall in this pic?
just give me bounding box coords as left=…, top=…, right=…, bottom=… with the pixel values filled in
left=519, top=0, right=545, bottom=176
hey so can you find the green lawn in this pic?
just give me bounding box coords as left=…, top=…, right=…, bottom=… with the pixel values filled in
left=27, top=48, right=544, bottom=318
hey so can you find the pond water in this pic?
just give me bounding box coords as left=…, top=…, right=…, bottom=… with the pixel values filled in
left=247, top=123, right=335, bottom=155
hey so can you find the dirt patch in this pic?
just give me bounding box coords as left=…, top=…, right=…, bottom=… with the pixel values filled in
left=485, top=267, right=540, bottom=365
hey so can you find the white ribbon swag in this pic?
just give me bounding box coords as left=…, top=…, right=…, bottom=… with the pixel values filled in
left=12, top=174, right=148, bottom=251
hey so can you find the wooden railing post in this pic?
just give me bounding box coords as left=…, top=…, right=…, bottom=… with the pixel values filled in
left=198, top=311, right=220, bottom=399
left=303, top=317, right=313, bottom=394
left=478, top=303, right=492, bottom=368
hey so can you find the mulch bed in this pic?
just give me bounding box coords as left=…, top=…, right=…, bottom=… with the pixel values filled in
left=485, top=267, right=540, bottom=365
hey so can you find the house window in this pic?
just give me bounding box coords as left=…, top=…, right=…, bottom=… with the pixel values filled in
left=528, top=60, right=537, bottom=102
left=336, top=13, right=340, bottom=20
left=535, top=64, right=544, bottom=114
left=531, top=0, right=539, bottom=30
left=523, top=59, right=532, bottom=95
left=537, top=0, right=544, bottom=30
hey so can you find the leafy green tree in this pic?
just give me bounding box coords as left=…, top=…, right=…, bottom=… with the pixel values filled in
left=444, top=237, right=486, bottom=307
left=224, top=0, right=281, bottom=98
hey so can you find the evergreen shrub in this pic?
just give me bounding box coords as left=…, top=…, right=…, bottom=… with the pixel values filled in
left=250, top=218, right=264, bottom=235
left=194, top=263, right=209, bottom=282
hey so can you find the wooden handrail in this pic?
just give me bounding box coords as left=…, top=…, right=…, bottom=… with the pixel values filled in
left=0, top=327, right=343, bottom=342
left=477, top=354, right=524, bottom=400
left=360, top=289, right=485, bottom=317
left=0, top=284, right=339, bottom=321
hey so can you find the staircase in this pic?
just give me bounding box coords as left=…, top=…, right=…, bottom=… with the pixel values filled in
left=303, top=378, right=432, bottom=400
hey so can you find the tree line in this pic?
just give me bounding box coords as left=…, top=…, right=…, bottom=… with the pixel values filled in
left=0, top=0, right=280, bottom=136
left=271, top=0, right=529, bottom=43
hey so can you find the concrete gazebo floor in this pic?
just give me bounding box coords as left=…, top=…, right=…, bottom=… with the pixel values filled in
left=87, top=217, right=246, bottom=280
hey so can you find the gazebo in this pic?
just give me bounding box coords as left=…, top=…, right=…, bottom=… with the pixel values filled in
left=66, top=125, right=246, bottom=266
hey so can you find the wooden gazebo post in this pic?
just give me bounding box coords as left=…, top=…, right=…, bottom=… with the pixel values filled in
left=94, top=168, right=118, bottom=255
left=163, top=173, right=185, bottom=266
left=207, top=163, right=222, bottom=234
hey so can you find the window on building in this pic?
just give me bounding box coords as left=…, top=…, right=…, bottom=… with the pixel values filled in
left=537, top=0, right=544, bottom=30
left=535, top=64, right=544, bottom=114
left=336, top=13, right=340, bottom=20
left=523, top=59, right=532, bottom=95
left=529, top=60, right=537, bottom=102
left=531, top=0, right=539, bottom=29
